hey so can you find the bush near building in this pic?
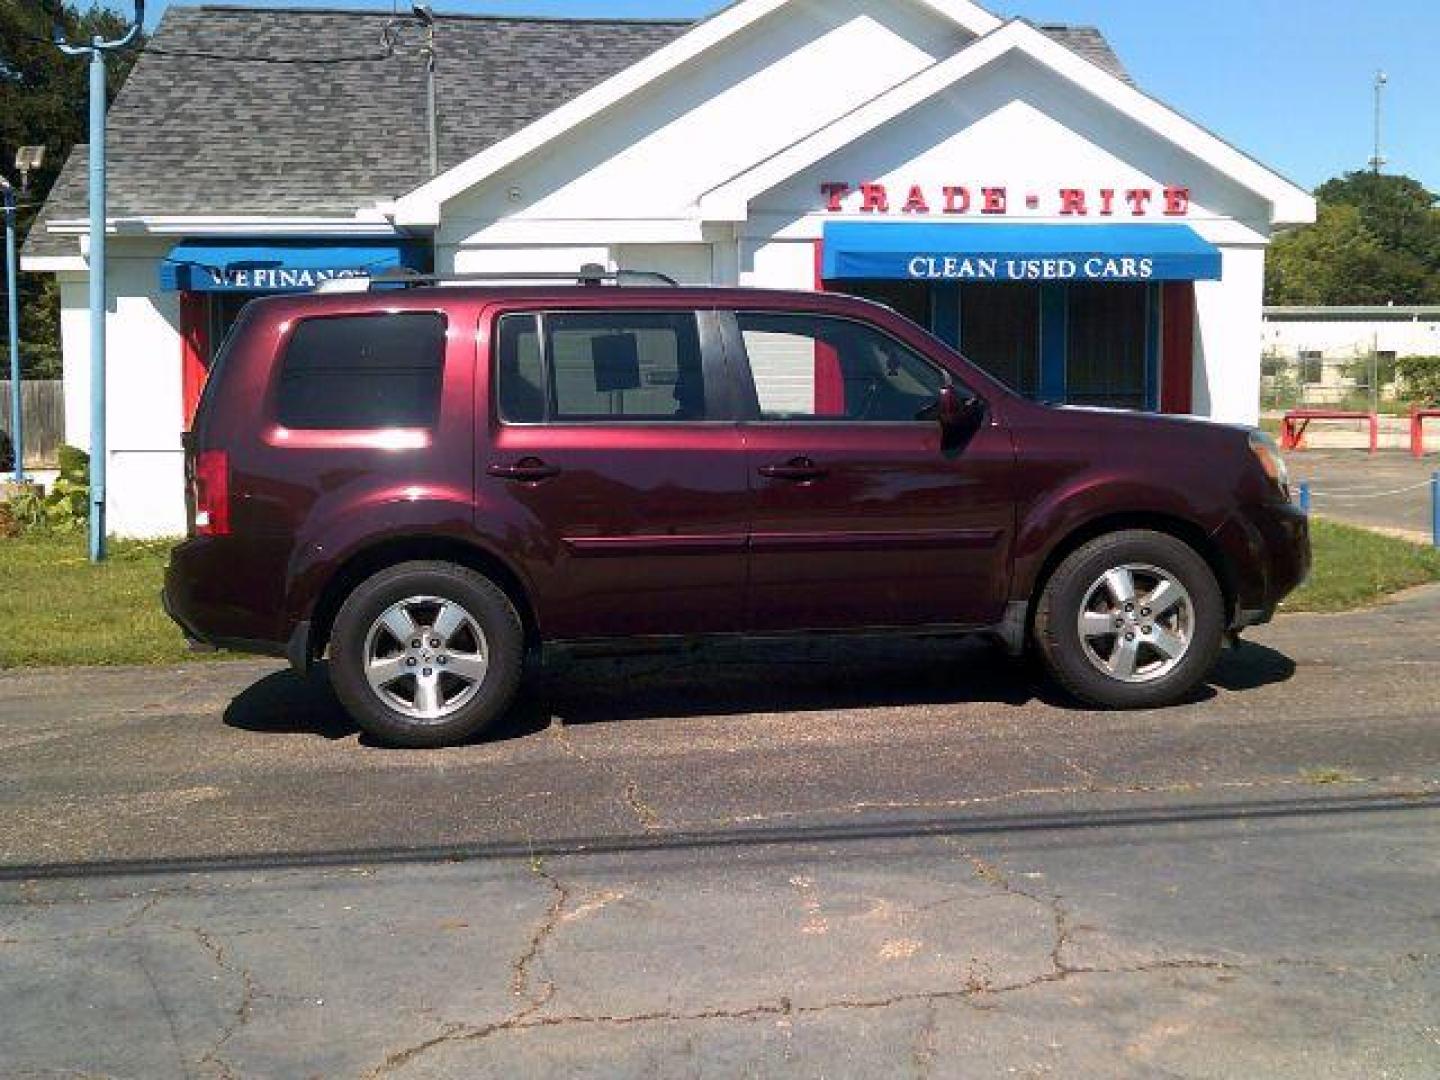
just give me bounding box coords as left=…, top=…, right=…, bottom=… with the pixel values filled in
left=1396, top=356, right=1440, bottom=406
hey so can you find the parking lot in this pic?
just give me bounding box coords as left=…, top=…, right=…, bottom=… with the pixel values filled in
left=1287, top=448, right=1439, bottom=542
left=4, top=584, right=1439, bottom=1077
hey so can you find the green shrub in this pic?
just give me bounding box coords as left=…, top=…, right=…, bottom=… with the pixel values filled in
left=1, top=445, right=90, bottom=535
left=1396, top=356, right=1440, bottom=406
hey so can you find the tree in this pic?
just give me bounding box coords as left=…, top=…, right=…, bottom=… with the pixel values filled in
left=0, top=0, right=145, bottom=379
left=1267, top=203, right=1436, bottom=306
left=1267, top=171, right=1440, bottom=306
left=1317, top=171, right=1440, bottom=270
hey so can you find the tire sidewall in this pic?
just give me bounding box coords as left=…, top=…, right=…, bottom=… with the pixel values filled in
left=1038, top=531, right=1225, bottom=709
left=329, top=563, right=524, bottom=748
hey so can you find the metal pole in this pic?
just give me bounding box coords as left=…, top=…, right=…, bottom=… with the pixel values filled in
left=1432, top=472, right=1439, bottom=550
left=86, top=45, right=107, bottom=561
left=425, top=33, right=438, bottom=177
left=3, top=184, right=21, bottom=483
left=55, top=3, right=141, bottom=562
left=1370, top=71, right=1388, bottom=173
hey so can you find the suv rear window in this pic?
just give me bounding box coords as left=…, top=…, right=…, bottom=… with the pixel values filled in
left=497, top=311, right=709, bottom=423
left=277, top=312, right=446, bottom=430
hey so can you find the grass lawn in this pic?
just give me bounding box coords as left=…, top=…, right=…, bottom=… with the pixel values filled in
left=0, top=518, right=1438, bottom=668
left=0, top=533, right=207, bottom=668
left=1284, top=517, right=1440, bottom=613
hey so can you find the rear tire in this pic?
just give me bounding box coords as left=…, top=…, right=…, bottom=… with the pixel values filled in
left=329, top=561, right=524, bottom=748
left=1035, top=530, right=1224, bottom=709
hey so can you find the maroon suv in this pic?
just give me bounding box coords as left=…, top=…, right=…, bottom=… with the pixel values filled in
left=164, top=272, right=1309, bottom=747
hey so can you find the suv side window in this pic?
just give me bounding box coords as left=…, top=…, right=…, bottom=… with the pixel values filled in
left=277, top=312, right=446, bottom=430
left=736, top=313, right=946, bottom=423
left=496, top=311, right=711, bottom=423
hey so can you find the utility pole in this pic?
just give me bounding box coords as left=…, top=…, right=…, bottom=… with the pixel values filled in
left=54, top=2, right=144, bottom=563
left=1, top=177, right=20, bottom=483
left=3, top=148, right=46, bottom=485
left=1369, top=70, right=1388, bottom=174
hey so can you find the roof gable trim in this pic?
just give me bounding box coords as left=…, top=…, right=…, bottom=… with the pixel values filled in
left=698, top=19, right=1315, bottom=226
left=696, top=19, right=1319, bottom=228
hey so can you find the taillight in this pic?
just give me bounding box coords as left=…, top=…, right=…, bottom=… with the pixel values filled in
left=193, top=450, right=231, bottom=536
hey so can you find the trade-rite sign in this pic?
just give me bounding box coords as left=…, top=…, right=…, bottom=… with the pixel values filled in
left=821, top=183, right=1192, bottom=217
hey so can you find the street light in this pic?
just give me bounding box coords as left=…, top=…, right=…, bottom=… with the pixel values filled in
left=55, top=3, right=144, bottom=562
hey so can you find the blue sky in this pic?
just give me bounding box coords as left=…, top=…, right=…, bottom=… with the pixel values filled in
left=136, top=0, right=1440, bottom=192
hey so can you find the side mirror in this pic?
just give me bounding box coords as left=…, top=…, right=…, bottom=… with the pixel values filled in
left=938, top=384, right=985, bottom=444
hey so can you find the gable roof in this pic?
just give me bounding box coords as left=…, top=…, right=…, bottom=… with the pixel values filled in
left=25, top=3, right=1132, bottom=258
left=698, top=19, right=1314, bottom=226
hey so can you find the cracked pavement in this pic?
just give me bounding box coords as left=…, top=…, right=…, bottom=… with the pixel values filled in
left=2, top=588, right=1440, bottom=1076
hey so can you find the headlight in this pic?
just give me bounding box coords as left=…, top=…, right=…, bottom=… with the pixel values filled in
left=1248, top=431, right=1290, bottom=497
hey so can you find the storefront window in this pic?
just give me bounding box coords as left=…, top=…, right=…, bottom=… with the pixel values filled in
left=959, top=284, right=1041, bottom=398
left=1065, top=282, right=1150, bottom=410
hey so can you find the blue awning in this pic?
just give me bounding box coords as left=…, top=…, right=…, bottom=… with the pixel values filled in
left=159, top=239, right=429, bottom=293
left=821, top=222, right=1222, bottom=283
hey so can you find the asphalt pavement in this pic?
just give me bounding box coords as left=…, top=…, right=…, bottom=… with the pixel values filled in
left=1286, top=448, right=1439, bottom=541
left=3, top=587, right=1439, bottom=1077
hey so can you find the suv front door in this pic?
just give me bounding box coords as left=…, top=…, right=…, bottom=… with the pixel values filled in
left=483, top=306, right=749, bottom=641
left=727, top=310, right=1015, bottom=632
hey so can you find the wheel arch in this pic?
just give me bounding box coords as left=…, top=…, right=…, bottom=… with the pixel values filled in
left=305, top=536, right=540, bottom=665
left=1021, top=512, right=1238, bottom=638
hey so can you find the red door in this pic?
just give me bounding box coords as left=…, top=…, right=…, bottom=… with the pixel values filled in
left=482, top=307, right=750, bottom=641
left=730, top=311, right=1016, bottom=632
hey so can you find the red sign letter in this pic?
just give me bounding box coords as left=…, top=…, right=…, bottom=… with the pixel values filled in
left=902, top=185, right=930, bottom=214
left=1163, top=186, right=1191, bottom=216
left=1125, top=188, right=1154, bottom=216
left=1099, top=189, right=1116, bottom=216
left=860, top=183, right=890, bottom=214
left=820, top=182, right=851, bottom=213
left=942, top=186, right=971, bottom=214
left=981, top=187, right=1008, bottom=215
left=1059, top=189, right=1088, bottom=216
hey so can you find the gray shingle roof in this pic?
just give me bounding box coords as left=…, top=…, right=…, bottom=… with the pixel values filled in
left=1035, top=24, right=1132, bottom=85
left=27, top=5, right=1130, bottom=258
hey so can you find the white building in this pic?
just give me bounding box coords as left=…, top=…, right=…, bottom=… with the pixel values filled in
left=24, top=0, right=1316, bottom=537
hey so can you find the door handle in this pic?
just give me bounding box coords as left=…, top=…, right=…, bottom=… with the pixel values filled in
left=487, top=458, right=561, bottom=482
left=759, top=458, right=828, bottom=483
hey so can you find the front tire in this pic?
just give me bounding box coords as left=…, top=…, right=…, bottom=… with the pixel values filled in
left=1035, top=530, right=1224, bottom=709
left=329, top=561, right=524, bottom=748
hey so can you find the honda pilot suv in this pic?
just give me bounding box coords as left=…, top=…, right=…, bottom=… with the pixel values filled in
left=164, top=269, right=1309, bottom=748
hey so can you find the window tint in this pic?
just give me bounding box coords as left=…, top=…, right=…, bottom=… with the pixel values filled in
left=496, top=311, right=709, bottom=423
left=737, top=313, right=946, bottom=422
left=277, top=313, right=446, bottom=430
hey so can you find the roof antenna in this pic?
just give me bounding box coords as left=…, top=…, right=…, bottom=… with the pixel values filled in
left=387, top=4, right=439, bottom=177
left=413, top=4, right=437, bottom=176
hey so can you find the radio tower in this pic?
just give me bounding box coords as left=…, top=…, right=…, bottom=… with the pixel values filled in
left=1369, top=70, right=1388, bottom=173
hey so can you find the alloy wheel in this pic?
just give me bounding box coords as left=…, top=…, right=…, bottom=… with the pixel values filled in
left=362, top=596, right=490, bottom=722
left=1077, top=564, right=1194, bottom=684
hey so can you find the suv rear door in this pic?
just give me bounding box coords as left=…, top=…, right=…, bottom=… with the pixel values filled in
left=483, top=304, right=749, bottom=640
left=725, top=308, right=1016, bottom=632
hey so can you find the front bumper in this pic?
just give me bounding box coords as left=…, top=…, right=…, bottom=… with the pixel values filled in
left=1212, top=500, right=1311, bottom=630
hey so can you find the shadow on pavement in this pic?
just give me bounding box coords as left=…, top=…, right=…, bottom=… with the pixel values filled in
left=3, top=788, right=1430, bottom=883
left=222, top=637, right=1297, bottom=746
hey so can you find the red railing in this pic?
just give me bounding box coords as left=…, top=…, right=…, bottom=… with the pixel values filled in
left=1281, top=409, right=1379, bottom=454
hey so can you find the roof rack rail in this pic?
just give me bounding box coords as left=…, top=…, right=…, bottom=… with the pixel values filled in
left=316, top=263, right=680, bottom=294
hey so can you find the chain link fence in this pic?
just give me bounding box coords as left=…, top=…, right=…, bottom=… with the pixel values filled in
left=1261, top=346, right=1403, bottom=416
